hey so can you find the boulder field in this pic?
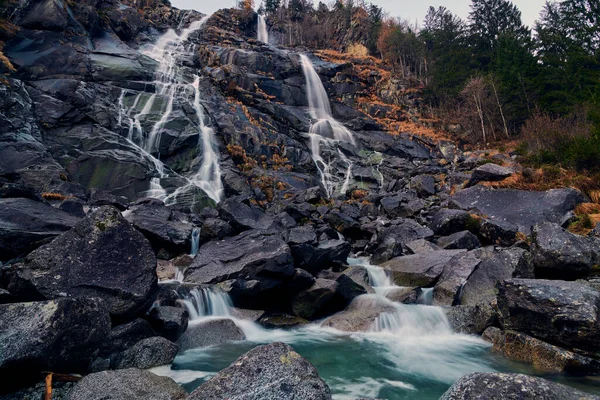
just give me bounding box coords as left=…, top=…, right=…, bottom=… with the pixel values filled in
left=0, top=0, right=600, bottom=399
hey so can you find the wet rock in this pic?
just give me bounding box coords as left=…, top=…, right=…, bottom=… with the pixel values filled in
left=147, top=306, right=189, bottom=342
left=497, top=279, right=600, bottom=354
left=111, top=337, right=178, bottom=370
left=185, top=230, right=294, bottom=285
left=258, top=313, right=309, bottom=329
left=434, top=248, right=492, bottom=306
left=0, top=298, right=110, bottom=384
left=177, top=319, right=245, bottom=352
left=126, top=204, right=194, bottom=255
left=436, top=230, right=480, bottom=250
left=411, top=174, right=436, bottom=197
left=188, top=342, right=331, bottom=400
left=466, top=163, right=513, bottom=187
left=10, top=206, right=157, bottom=318
left=531, top=222, right=598, bottom=280
left=460, top=248, right=533, bottom=306
left=385, top=287, right=420, bottom=304
left=428, top=209, right=471, bottom=236
left=0, top=197, right=79, bottom=261
left=440, top=372, right=599, bottom=400
left=483, top=327, right=600, bottom=375
left=321, top=295, right=396, bottom=332
left=69, top=369, right=187, bottom=400
left=292, top=278, right=338, bottom=320
left=444, top=304, right=497, bottom=335
left=451, top=186, right=586, bottom=232
left=382, top=250, right=466, bottom=287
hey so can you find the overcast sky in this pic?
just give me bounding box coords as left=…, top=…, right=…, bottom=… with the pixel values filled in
left=172, top=0, right=549, bottom=28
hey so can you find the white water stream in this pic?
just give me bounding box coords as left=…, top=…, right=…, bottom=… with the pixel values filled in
left=300, top=54, right=355, bottom=198
left=257, top=15, right=269, bottom=44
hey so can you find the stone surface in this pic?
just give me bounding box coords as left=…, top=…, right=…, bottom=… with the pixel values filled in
left=382, top=250, right=466, bottom=287
left=147, top=306, right=189, bottom=342
left=321, top=295, right=397, bottom=332
left=188, top=342, right=332, bottom=400
left=111, top=337, right=178, bottom=370
left=483, top=327, right=600, bottom=375
left=177, top=319, right=245, bottom=352
left=0, top=298, right=110, bottom=380
left=497, top=279, right=600, bottom=354
left=531, top=222, right=598, bottom=280
left=292, top=278, right=338, bottom=319
left=440, top=372, right=599, bottom=400
left=69, top=369, right=187, bottom=400
left=444, top=304, right=496, bottom=335
left=428, top=209, right=471, bottom=236
left=467, top=163, right=513, bottom=187
left=436, top=230, right=480, bottom=250
left=10, top=206, right=157, bottom=318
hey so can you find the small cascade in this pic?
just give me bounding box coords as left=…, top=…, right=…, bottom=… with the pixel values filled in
left=181, top=287, right=232, bottom=321
left=300, top=54, right=355, bottom=198
left=417, top=287, right=434, bottom=305
left=190, top=227, right=201, bottom=257
left=257, top=15, right=269, bottom=44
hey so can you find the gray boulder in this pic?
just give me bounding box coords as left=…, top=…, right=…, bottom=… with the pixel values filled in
left=68, top=368, right=187, bottom=400
left=382, top=250, right=466, bottom=287
left=0, top=197, right=79, bottom=261
left=321, top=295, right=397, bottom=332
left=219, top=198, right=275, bottom=231
left=10, top=206, right=157, bottom=318
left=405, top=239, right=442, bottom=254
left=444, top=304, right=496, bottom=335
left=440, top=372, right=599, bottom=400
left=177, top=319, right=245, bottom=352
left=411, top=174, right=436, bottom=197
left=483, top=327, right=600, bottom=375
left=185, top=230, right=294, bottom=285
left=0, top=298, right=110, bottom=378
left=452, top=186, right=586, bottom=232
left=428, top=209, right=471, bottom=236
left=147, top=306, right=189, bottom=342
left=188, top=342, right=332, bottom=400
left=371, top=219, right=434, bottom=264
left=479, top=218, right=518, bottom=246
left=292, top=279, right=338, bottom=319
left=436, top=230, right=480, bottom=250
left=497, top=279, right=600, bottom=354
left=531, top=222, right=598, bottom=280
left=111, top=337, right=178, bottom=370
left=466, top=163, right=513, bottom=187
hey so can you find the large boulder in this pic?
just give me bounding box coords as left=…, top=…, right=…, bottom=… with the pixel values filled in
left=0, top=298, right=110, bottom=385
left=428, top=209, right=471, bottom=236
left=497, top=279, right=600, bottom=354
left=0, top=197, right=79, bottom=261
left=531, top=222, right=598, bottom=280
left=188, top=342, right=332, bottom=400
left=451, top=186, right=586, bottom=232
left=460, top=248, right=533, bottom=306
left=483, top=327, right=600, bottom=375
left=440, top=372, right=599, bottom=400
left=292, top=278, right=338, bottom=320
left=382, top=250, right=466, bottom=287
left=444, top=304, right=496, bottom=335
left=10, top=206, right=157, bottom=319
left=177, top=319, right=245, bottom=352
left=147, top=306, right=189, bottom=342
left=219, top=197, right=275, bottom=231
left=111, top=337, right=178, bottom=370
left=321, top=295, right=397, bottom=332
left=436, top=231, right=480, bottom=250
left=68, top=369, right=187, bottom=400
left=184, top=230, right=294, bottom=285
left=466, top=163, right=513, bottom=187
left=371, top=219, right=434, bottom=264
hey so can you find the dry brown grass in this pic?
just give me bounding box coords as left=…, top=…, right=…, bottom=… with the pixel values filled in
left=41, top=192, right=72, bottom=201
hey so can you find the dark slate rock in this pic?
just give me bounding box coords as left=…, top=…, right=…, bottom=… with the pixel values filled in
left=411, top=174, right=436, bottom=197
left=88, top=188, right=129, bottom=211
left=69, top=369, right=187, bottom=400
left=405, top=239, right=442, bottom=254
left=497, top=279, right=600, bottom=354
left=0, top=298, right=110, bottom=382
left=0, top=197, right=79, bottom=261
left=200, top=218, right=234, bottom=241
left=258, top=313, right=309, bottom=329
left=371, top=219, right=434, bottom=264
left=382, top=250, right=466, bottom=287
left=111, top=337, right=178, bottom=370
left=292, top=279, right=338, bottom=320
left=444, top=304, right=497, bottom=335
left=325, top=211, right=361, bottom=238
left=451, top=186, right=586, bottom=232
left=10, top=206, right=157, bottom=318
left=177, top=319, right=245, bottom=352
left=466, top=163, right=513, bottom=187
left=440, top=372, right=599, bottom=400
left=290, top=239, right=351, bottom=274
left=436, top=230, right=480, bottom=250
left=483, top=327, right=600, bottom=375
left=479, top=218, right=518, bottom=246
left=219, top=198, right=275, bottom=231
left=99, top=319, right=156, bottom=360
left=59, top=198, right=86, bottom=218
left=188, top=342, right=331, bottom=400
left=531, top=222, right=598, bottom=280
left=428, top=209, right=471, bottom=236
left=185, top=230, right=294, bottom=284
left=147, top=306, right=189, bottom=342
left=460, top=248, right=533, bottom=306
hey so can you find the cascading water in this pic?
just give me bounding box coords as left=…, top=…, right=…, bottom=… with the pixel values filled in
left=181, top=287, right=232, bottom=320
left=300, top=54, right=355, bottom=198
left=190, top=227, right=201, bottom=257
left=257, top=15, right=269, bottom=44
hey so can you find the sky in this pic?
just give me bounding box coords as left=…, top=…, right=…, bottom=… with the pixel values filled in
left=172, top=0, right=549, bottom=28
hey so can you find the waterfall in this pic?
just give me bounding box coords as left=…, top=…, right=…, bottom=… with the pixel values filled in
left=300, top=54, right=355, bottom=198
left=257, top=15, right=269, bottom=44
left=190, top=227, right=200, bottom=257
left=181, top=287, right=233, bottom=321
